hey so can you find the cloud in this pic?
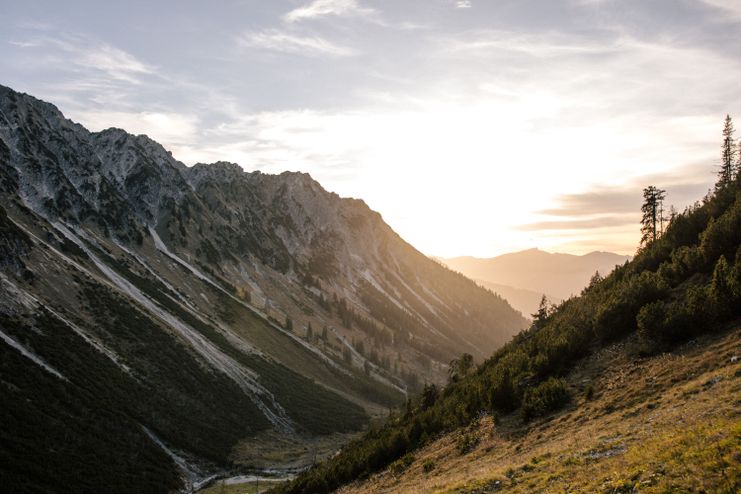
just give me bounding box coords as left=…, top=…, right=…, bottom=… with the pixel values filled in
left=74, top=44, right=154, bottom=84
left=542, top=166, right=712, bottom=214
left=9, top=34, right=155, bottom=84
left=237, top=29, right=355, bottom=56
left=517, top=166, right=713, bottom=239
left=283, top=0, right=375, bottom=23
left=456, top=1, right=473, bottom=8
left=187, top=109, right=370, bottom=176
left=8, top=40, right=40, bottom=48
left=517, top=215, right=635, bottom=231
left=699, top=0, right=741, bottom=20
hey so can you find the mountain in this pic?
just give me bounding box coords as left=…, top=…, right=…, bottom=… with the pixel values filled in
left=275, top=159, right=741, bottom=493
left=443, top=249, right=631, bottom=301
left=0, top=85, right=527, bottom=492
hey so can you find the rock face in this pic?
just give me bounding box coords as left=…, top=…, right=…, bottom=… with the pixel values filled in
left=0, top=84, right=526, bottom=491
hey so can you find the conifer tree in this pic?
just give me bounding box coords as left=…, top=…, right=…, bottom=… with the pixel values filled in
left=640, top=186, right=667, bottom=247
left=717, top=114, right=737, bottom=189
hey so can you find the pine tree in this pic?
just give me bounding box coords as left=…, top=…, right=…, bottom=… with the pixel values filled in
left=640, top=186, right=667, bottom=247
left=717, top=114, right=737, bottom=189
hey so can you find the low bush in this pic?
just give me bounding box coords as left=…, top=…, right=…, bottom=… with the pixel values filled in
left=521, top=378, right=570, bottom=421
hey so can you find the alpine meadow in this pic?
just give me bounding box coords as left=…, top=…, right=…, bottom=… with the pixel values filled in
left=0, top=1, right=740, bottom=493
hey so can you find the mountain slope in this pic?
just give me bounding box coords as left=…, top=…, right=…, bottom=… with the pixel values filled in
left=0, top=85, right=526, bottom=491
left=336, top=323, right=740, bottom=493
left=274, top=158, right=741, bottom=494
left=443, top=249, right=630, bottom=300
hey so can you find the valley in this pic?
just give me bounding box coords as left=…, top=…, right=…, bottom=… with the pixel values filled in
left=3, top=1, right=740, bottom=492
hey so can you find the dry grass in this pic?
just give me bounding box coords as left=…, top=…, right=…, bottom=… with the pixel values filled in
left=338, top=325, right=741, bottom=493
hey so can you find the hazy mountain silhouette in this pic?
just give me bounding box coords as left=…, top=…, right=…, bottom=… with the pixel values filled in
left=443, top=248, right=631, bottom=301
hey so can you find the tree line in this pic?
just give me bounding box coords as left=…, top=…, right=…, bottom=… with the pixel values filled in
left=641, top=114, right=740, bottom=249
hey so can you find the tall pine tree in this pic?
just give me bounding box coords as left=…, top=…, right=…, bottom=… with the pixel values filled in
left=717, top=114, right=737, bottom=189
left=640, top=185, right=666, bottom=248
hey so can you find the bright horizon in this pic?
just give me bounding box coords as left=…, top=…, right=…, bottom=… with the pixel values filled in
left=2, top=0, right=740, bottom=257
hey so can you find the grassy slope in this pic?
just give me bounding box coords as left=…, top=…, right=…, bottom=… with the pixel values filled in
left=337, top=323, right=740, bottom=493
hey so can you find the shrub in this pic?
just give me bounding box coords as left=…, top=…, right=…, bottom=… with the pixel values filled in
left=456, top=432, right=479, bottom=454
left=521, top=378, right=569, bottom=421
left=637, top=300, right=669, bottom=352
left=583, top=384, right=595, bottom=401
left=389, top=453, right=415, bottom=476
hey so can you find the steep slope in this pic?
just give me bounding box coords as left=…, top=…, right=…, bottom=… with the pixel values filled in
left=444, top=249, right=630, bottom=300
left=274, top=163, right=741, bottom=494
left=0, top=85, right=526, bottom=491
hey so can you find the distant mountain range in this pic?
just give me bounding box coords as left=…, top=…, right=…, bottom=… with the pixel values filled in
left=442, top=249, right=631, bottom=314
left=0, top=85, right=526, bottom=491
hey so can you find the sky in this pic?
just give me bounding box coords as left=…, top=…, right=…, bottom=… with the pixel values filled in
left=2, top=0, right=740, bottom=257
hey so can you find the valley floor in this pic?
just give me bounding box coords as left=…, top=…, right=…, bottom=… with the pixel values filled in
left=337, top=323, right=741, bottom=493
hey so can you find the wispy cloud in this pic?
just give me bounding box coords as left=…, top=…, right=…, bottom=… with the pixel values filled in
left=283, top=0, right=375, bottom=23
left=10, top=34, right=156, bottom=84
left=237, top=29, right=355, bottom=56
left=455, top=1, right=473, bottom=8
left=74, top=44, right=154, bottom=83
left=699, top=0, right=741, bottom=20
left=517, top=166, right=713, bottom=240
left=517, top=215, right=635, bottom=232
left=8, top=40, right=40, bottom=48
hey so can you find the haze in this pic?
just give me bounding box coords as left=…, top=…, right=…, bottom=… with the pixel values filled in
left=2, top=0, right=740, bottom=256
